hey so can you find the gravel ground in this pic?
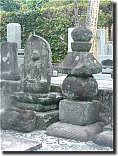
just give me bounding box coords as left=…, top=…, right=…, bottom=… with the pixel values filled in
left=0, top=128, right=113, bottom=151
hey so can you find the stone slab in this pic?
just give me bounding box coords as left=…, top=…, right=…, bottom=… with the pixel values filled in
left=35, top=110, right=59, bottom=130
left=92, top=131, right=113, bottom=147
left=1, top=133, right=42, bottom=151
left=11, top=101, right=57, bottom=112
left=11, top=91, right=63, bottom=104
left=46, top=122, right=104, bottom=142
left=59, top=99, right=100, bottom=126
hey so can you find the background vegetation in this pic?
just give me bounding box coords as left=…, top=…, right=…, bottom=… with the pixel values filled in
left=0, top=0, right=113, bottom=63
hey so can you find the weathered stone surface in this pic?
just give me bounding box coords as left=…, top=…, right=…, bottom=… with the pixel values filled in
left=0, top=80, right=21, bottom=109
left=59, top=100, right=100, bottom=125
left=51, top=85, right=62, bottom=93
left=71, top=25, right=92, bottom=42
left=0, top=107, right=36, bottom=132
left=56, top=52, right=102, bottom=76
left=23, top=35, right=52, bottom=93
left=71, top=42, right=92, bottom=52
left=11, top=100, right=57, bottom=112
left=35, top=110, right=59, bottom=130
left=94, top=89, right=113, bottom=125
left=62, top=76, right=98, bottom=100
left=1, top=42, right=20, bottom=80
left=46, top=122, right=104, bottom=142
left=11, top=92, right=63, bottom=104
left=92, top=131, right=113, bottom=147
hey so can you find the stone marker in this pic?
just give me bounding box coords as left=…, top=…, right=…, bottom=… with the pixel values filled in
left=1, top=42, right=20, bottom=80
left=9, top=35, right=63, bottom=131
left=46, top=25, right=102, bottom=142
left=7, top=23, right=21, bottom=49
left=23, top=35, right=52, bottom=93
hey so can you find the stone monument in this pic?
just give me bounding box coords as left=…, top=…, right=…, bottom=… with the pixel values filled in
left=10, top=35, right=63, bottom=130
left=46, top=25, right=104, bottom=142
left=0, top=42, right=20, bottom=110
left=7, top=23, right=21, bottom=49
left=1, top=42, right=20, bottom=80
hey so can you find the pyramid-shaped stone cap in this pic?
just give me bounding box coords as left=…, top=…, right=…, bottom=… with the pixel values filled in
left=56, top=52, right=102, bottom=76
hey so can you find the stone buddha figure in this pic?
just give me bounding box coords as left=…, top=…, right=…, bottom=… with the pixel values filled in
left=22, top=35, right=52, bottom=93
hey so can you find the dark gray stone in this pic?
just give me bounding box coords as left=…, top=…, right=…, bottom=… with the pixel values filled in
left=51, top=84, right=62, bottom=93
left=0, top=80, right=21, bottom=109
left=71, top=25, right=92, bottom=42
left=11, top=92, right=63, bottom=104
left=59, top=99, right=100, bottom=125
left=11, top=101, right=57, bottom=112
left=94, top=89, right=113, bottom=125
left=23, top=35, right=52, bottom=93
left=46, top=122, right=104, bottom=142
left=62, top=76, right=98, bottom=100
left=1, top=42, right=20, bottom=80
left=71, top=42, right=92, bottom=52
left=35, top=110, right=59, bottom=130
left=0, top=107, right=36, bottom=132
left=56, top=52, right=102, bottom=76
left=92, top=131, right=113, bottom=147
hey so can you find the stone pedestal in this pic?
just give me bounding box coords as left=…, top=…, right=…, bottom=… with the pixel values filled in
left=59, top=100, right=100, bottom=125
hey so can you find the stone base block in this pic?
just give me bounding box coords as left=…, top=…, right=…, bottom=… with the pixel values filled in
left=35, top=110, right=59, bottom=130
left=46, top=122, right=104, bottom=142
left=0, top=107, right=36, bottom=132
left=12, top=101, right=57, bottom=112
left=59, top=99, right=100, bottom=125
left=11, top=91, right=63, bottom=104
left=0, top=80, right=21, bottom=109
left=92, top=131, right=113, bottom=147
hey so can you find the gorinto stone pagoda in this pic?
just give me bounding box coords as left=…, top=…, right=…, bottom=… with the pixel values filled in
left=46, top=25, right=104, bottom=142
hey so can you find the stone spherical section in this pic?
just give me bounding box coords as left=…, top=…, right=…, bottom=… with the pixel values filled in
left=62, top=76, right=98, bottom=100
left=71, top=25, right=92, bottom=42
left=71, top=42, right=92, bottom=52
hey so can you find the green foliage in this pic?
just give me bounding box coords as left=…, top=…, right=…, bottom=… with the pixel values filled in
left=0, top=0, right=20, bottom=11
left=0, top=0, right=113, bottom=63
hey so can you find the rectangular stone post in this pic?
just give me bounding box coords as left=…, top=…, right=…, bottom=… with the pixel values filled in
left=97, top=29, right=106, bottom=56
left=7, top=23, right=21, bottom=49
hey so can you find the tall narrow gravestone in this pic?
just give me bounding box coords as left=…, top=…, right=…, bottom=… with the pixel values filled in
left=46, top=25, right=104, bottom=142
left=0, top=42, right=20, bottom=110
left=7, top=23, right=21, bottom=49
left=9, top=35, right=63, bottom=130
left=1, top=42, right=20, bottom=80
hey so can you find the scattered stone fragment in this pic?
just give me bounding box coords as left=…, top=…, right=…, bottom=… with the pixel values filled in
left=92, top=131, right=113, bottom=148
